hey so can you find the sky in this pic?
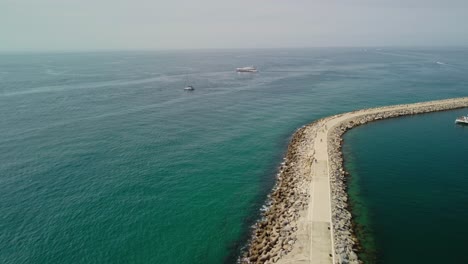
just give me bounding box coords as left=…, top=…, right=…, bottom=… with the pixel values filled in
left=1, top=0, right=468, bottom=51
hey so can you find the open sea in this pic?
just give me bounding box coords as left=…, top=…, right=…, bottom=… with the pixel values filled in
left=0, top=48, right=467, bottom=264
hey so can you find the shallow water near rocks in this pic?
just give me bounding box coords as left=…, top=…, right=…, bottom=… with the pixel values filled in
left=0, top=48, right=468, bottom=263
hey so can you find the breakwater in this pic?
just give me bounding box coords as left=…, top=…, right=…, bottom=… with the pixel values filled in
left=240, top=97, right=468, bottom=264
left=240, top=123, right=319, bottom=263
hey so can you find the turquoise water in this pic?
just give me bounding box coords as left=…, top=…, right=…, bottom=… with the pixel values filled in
left=343, top=109, right=468, bottom=264
left=0, top=48, right=467, bottom=263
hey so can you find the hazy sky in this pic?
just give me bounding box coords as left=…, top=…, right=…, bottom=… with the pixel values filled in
left=1, top=0, right=468, bottom=51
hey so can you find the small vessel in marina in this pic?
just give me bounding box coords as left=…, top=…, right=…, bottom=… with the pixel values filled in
left=455, top=115, right=468, bottom=124
left=236, top=66, right=258, bottom=73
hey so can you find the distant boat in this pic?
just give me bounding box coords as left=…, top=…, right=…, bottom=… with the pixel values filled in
left=183, top=74, right=195, bottom=91
left=455, top=115, right=468, bottom=124
left=236, top=66, right=258, bottom=73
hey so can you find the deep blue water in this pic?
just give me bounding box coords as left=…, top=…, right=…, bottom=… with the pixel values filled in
left=1, top=48, right=467, bottom=263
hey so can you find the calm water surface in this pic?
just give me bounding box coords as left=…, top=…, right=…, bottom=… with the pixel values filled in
left=343, top=109, right=468, bottom=264
left=1, top=48, right=467, bottom=263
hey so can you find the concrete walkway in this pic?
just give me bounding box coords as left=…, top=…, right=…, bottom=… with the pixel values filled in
left=276, top=119, right=334, bottom=264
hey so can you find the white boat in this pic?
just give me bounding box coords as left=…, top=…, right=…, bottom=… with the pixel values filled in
left=236, top=66, right=258, bottom=73
left=455, top=115, right=468, bottom=124
left=183, top=74, right=195, bottom=91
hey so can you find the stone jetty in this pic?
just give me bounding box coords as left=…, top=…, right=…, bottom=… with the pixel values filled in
left=240, top=97, right=468, bottom=264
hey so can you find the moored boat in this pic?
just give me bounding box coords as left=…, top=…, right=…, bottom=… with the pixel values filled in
left=455, top=115, right=468, bottom=124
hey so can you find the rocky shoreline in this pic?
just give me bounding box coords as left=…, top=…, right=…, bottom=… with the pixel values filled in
left=239, top=122, right=321, bottom=263
left=240, top=97, right=468, bottom=264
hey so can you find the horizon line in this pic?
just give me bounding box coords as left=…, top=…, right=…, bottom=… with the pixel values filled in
left=1, top=45, right=468, bottom=54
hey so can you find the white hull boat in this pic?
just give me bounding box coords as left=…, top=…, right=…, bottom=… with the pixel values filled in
left=455, top=115, right=468, bottom=124
left=236, top=66, right=258, bottom=73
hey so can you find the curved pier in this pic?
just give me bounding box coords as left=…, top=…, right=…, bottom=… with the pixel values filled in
left=241, top=97, right=468, bottom=264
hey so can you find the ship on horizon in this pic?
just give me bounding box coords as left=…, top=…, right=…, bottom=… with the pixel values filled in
left=236, top=66, right=258, bottom=73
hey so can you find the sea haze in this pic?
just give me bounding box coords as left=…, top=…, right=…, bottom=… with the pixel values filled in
left=0, top=48, right=467, bottom=263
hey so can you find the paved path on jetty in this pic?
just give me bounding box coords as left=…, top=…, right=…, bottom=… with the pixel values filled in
left=277, top=97, right=468, bottom=264
left=277, top=116, right=335, bottom=264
